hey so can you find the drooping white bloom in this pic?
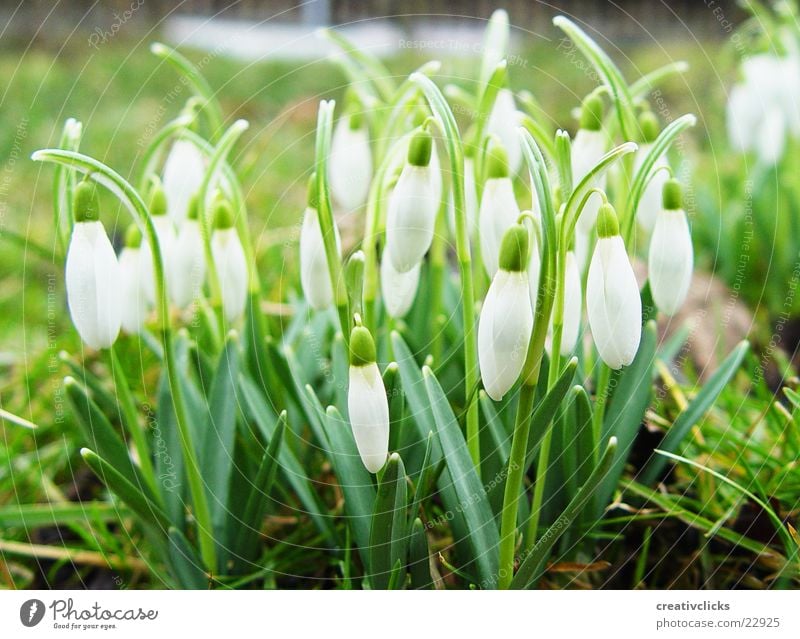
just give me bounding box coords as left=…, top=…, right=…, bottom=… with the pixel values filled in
left=479, top=225, right=533, bottom=401
left=211, top=202, right=248, bottom=322
left=385, top=129, right=437, bottom=273
left=429, top=142, right=443, bottom=211
left=119, top=226, right=149, bottom=335
left=170, top=216, right=206, bottom=309
left=479, top=145, right=520, bottom=277
left=447, top=156, right=479, bottom=238
left=141, top=214, right=176, bottom=305
left=587, top=205, right=642, bottom=369
left=162, top=139, right=205, bottom=226
left=329, top=114, right=372, bottom=210
left=558, top=251, right=582, bottom=356
left=65, top=183, right=121, bottom=350
left=648, top=179, right=693, bottom=316
left=487, top=88, right=522, bottom=173
left=347, top=325, right=389, bottom=473
left=572, top=128, right=607, bottom=233
left=300, top=204, right=341, bottom=310
left=381, top=250, right=421, bottom=318
left=634, top=142, right=669, bottom=233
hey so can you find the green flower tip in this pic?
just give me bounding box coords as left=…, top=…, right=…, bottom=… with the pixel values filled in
left=662, top=178, right=682, bottom=210
left=407, top=128, right=433, bottom=167
left=596, top=202, right=620, bottom=238
left=486, top=143, right=510, bottom=179
left=349, top=325, right=377, bottom=367
left=348, top=111, right=364, bottom=130
left=73, top=181, right=100, bottom=223
left=213, top=199, right=235, bottom=229
left=148, top=179, right=168, bottom=217
left=498, top=224, right=530, bottom=272
left=124, top=224, right=142, bottom=249
left=580, top=94, right=604, bottom=131
left=639, top=110, right=660, bottom=143
left=187, top=195, right=199, bottom=221
left=306, top=172, right=319, bottom=210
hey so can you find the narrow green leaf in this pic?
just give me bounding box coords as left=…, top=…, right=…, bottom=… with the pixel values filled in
left=409, top=518, right=433, bottom=590
left=0, top=502, right=125, bottom=528
left=369, top=453, right=407, bottom=589
left=168, top=527, right=208, bottom=589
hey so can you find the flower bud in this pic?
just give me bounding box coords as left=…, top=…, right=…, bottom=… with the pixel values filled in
left=648, top=179, right=693, bottom=316
left=572, top=99, right=607, bottom=233
left=162, top=139, right=206, bottom=225
left=300, top=175, right=342, bottom=310
left=479, top=144, right=520, bottom=277
left=478, top=224, right=533, bottom=401
left=211, top=199, right=247, bottom=322
left=119, top=224, right=149, bottom=334
left=587, top=204, right=642, bottom=369
left=487, top=88, right=522, bottom=173
left=141, top=178, right=177, bottom=305
left=329, top=113, right=372, bottom=210
left=65, top=182, right=121, bottom=349
left=380, top=249, right=421, bottom=318
left=347, top=324, right=389, bottom=473
left=169, top=196, right=206, bottom=309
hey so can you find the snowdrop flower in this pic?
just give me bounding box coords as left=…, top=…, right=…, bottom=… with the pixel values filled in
left=211, top=200, right=248, bottom=322
left=300, top=174, right=341, bottom=310
left=525, top=210, right=542, bottom=315
left=447, top=154, right=479, bottom=238
left=572, top=94, right=607, bottom=234
left=329, top=112, right=372, bottom=210
left=479, top=224, right=534, bottom=401
left=385, top=128, right=438, bottom=272
left=347, top=323, right=389, bottom=473
left=634, top=111, right=669, bottom=233
left=162, top=139, right=205, bottom=226
left=381, top=249, right=421, bottom=318
left=479, top=144, right=521, bottom=277
left=169, top=196, right=206, bottom=310
left=429, top=141, right=443, bottom=210
left=488, top=88, right=522, bottom=173
left=65, top=181, right=121, bottom=349
left=119, top=224, right=149, bottom=335
left=141, top=180, right=176, bottom=305
left=648, top=179, right=693, bottom=316
left=587, top=203, right=642, bottom=369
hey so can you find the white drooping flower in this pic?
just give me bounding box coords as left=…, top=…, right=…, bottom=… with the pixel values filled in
left=329, top=113, right=372, bottom=211
left=479, top=144, right=520, bottom=277
left=572, top=95, right=608, bottom=234
left=65, top=182, right=121, bottom=350
left=162, top=139, right=205, bottom=226
left=634, top=112, right=669, bottom=233
left=479, top=225, right=534, bottom=401
left=119, top=225, right=149, bottom=335
left=347, top=324, right=389, bottom=473
left=429, top=141, right=443, bottom=211
left=381, top=249, right=421, bottom=318
left=385, top=128, right=438, bottom=273
left=169, top=197, right=206, bottom=310
left=553, top=251, right=582, bottom=357
left=488, top=88, right=522, bottom=173
left=447, top=155, right=479, bottom=238
left=648, top=178, right=693, bottom=316
left=300, top=175, right=342, bottom=311
left=587, top=204, right=642, bottom=370
left=141, top=181, right=176, bottom=305
left=211, top=200, right=248, bottom=322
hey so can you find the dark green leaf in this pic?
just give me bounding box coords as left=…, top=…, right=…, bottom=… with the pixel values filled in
left=168, top=527, right=208, bottom=589
left=369, top=453, right=407, bottom=589
left=409, top=518, right=433, bottom=589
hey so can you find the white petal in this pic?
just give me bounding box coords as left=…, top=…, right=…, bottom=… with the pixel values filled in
left=381, top=252, right=421, bottom=318
left=170, top=220, right=207, bottom=309
left=527, top=211, right=543, bottom=315
left=478, top=270, right=533, bottom=401
left=300, top=206, right=341, bottom=310
left=429, top=144, right=443, bottom=210
left=571, top=129, right=607, bottom=221
left=479, top=177, right=520, bottom=277
left=648, top=209, right=693, bottom=316
left=119, top=247, right=149, bottom=334
left=386, top=164, right=437, bottom=272
left=560, top=252, right=582, bottom=355
left=727, top=84, right=757, bottom=152
left=212, top=228, right=248, bottom=322
left=348, top=363, right=390, bottom=473
left=140, top=216, right=176, bottom=305
left=65, top=221, right=121, bottom=349
left=587, top=236, right=642, bottom=369
left=162, top=140, right=206, bottom=225
left=487, top=89, right=522, bottom=173
left=635, top=145, right=669, bottom=233
left=756, top=105, right=786, bottom=166
left=329, top=119, right=372, bottom=210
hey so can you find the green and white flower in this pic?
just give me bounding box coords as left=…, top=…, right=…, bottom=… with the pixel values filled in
left=488, top=88, right=522, bottom=173
left=479, top=143, right=520, bottom=277
left=300, top=175, right=341, bottom=310
left=634, top=111, right=669, bottom=233
left=162, top=139, right=205, bottom=225
left=119, top=224, right=149, bottom=335
left=169, top=196, right=206, bottom=310
left=211, top=199, right=248, bottom=322
left=380, top=249, right=421, bottom=319
left=329, top=112, right=372, bottom=210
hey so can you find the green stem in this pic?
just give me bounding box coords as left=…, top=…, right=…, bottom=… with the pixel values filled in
left=429, top=198, right=447, bottom=365
left=592, top=363, right=612, bottom=467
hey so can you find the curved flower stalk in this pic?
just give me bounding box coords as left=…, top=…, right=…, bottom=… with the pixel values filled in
left=169, top=196, right=207, bottom=310
left=65, top=181, right=121, bottom=349
left=587, top=203, right=642, bottom=369
left=479, top=143, right=520, bottom=276
left=571, top=94, right=607, bottom=234
left=300, top=174, right=342, bottom=310
left=649, top=178, right=693, bottom=316
left=211, top=199, right=248, bottom=323
left=380, top=251, right=421, bottom=319
left=347, top=322, right=389, bottom=473
left=119, top=224, right=149, bottom=335
left=385, top=127, right=438, bottom=272
left=479, top=224, right=533, bottom=401
left=162, top=138, right=206, bottom=226
left=141, top=178, right=176, bottom=305
left=488, top=88, right=523, bottom=173
left=634, top=111, right=670, bottom=233
left=329, top=111, right=372, bottom=211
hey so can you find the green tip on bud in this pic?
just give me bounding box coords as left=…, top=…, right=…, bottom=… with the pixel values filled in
left=124, top=224, right=142, bottom=248
left=213, top=199, right=235, bottom=229
left=498, top=224, right=530, bottom=272
left=596, top=202, right=620, bottom=238
left=580, top=94, right=604, bottom=131
left=73, top=181, right=100, bottom=222
left=407, top=128, right=433, bottom=167
left=639, top=111, right=660, bottom=143
left=149, top=179, right=168, bottom=217
left=486, top=143, right=510, bottom=179
left=349, top=325, right=377, bottom=367
left=307, top=173, right=319, bottom=209
left=662, top=178, right=682, bottom=210
left=187, top=195, right=199, bottom=221
left=348, top=111, right=364, bottom=130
